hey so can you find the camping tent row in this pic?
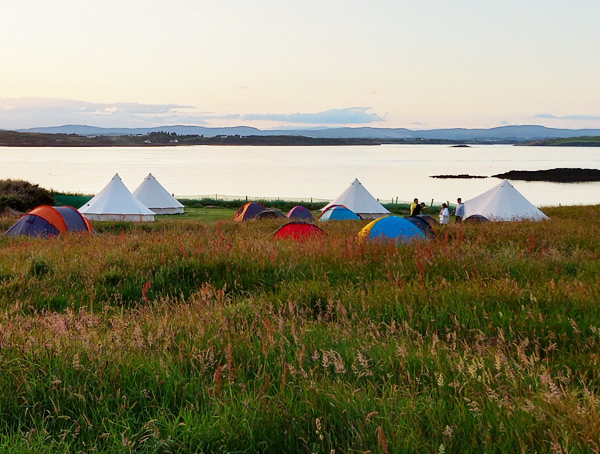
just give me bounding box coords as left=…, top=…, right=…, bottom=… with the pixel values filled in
left=320, top=178, right=548, bottom=222
left=233, top=202, right=367, bottom=222
left=82, top=176, right=547, bottom=224
left=4, top=179, right=547, bottom=239
left=79, top=173, right=184, bottom=222
left=324, top=177, right=548, bottom=222
left=273, top=178, right=549, bottom=243
left=272, top=216, right=429, bottom=244
left=273, top=217, right=430, bottom=243
left=274, top=181, right=549, bottom=243
left=233, top=179, right=390, bottom=222
left=233, top=203, right=315, bottom=222
left=234, top=178, right=549, bottom=224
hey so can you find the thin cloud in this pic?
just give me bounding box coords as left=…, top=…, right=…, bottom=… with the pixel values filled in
left=0, top=98, right=387, bottom=129
left=243, top=107, right=384, bottom=125
left=0, top=97, right=192, bottom=113
left=535, top=113, right=600, bottom=121
left=0, top=97, right=199, bottom=129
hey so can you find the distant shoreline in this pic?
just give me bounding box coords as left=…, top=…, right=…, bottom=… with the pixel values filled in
left=0, top=130, right=520, bottom=147
left=3, top=129, right=600, bottom=148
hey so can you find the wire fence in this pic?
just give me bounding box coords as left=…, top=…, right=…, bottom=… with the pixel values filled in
left=178, top=194, right=331, bottom=204
left=55, top=193, right=448, bottom=210
left=178, top=194, right=446, bottom=207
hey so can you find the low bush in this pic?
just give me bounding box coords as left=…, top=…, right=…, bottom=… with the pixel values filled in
left=0, top=179, right=54, bottom=212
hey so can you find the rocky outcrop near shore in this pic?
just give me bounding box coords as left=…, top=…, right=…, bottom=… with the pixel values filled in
left=493, top=168, right=600, bottom=182
left=431, top=168, right=600, bottom=183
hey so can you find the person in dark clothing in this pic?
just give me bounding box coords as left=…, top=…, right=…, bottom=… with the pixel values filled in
left=412, top=202, right=423, bottom=215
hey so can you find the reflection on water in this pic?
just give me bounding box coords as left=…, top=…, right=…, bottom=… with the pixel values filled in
left=1, top=144, right=599, bottom=206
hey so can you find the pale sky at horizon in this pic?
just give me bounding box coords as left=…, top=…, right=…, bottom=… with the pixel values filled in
left=2, top=0, right=600, bottom=130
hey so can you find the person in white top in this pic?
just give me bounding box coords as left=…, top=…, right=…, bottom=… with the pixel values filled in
left=439, top=203, right=450, bottom=225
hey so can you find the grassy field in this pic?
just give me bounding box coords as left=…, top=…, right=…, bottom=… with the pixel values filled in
left=0, top=206, right=599, bottom=453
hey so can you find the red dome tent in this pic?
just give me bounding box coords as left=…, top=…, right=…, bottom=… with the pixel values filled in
left=274, top=222, right=325, bottom=240
left=233, top=202, right=266, bottom=221
left=5, top=206, right=93, bottom=237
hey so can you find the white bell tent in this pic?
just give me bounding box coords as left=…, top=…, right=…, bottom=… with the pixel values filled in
left=321, top=178, right=390, bottom=220
left=132, top=173, right=184, bottom=215
left=79, top=174, right=155, bottom=222
left=462, top=179, right=549, bottom=221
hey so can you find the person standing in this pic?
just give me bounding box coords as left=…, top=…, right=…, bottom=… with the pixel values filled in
left=412, top=202, right=423, bottom=216
left=410, top=198, right=419, bottom=215
left=454, top=197, right=465, bottom=223
left=439, top=203, right=450, bottom=225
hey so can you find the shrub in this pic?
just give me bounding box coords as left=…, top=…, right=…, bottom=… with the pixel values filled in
left=0, top=179, right=54, bottom=212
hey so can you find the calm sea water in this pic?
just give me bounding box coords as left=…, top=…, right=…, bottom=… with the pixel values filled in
left=1, top=144, right=599, bottom=206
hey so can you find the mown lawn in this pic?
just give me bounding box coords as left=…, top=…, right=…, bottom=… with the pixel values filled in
left=0, top=205, right=599, bottom=453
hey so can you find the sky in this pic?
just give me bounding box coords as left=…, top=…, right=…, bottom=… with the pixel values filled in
left=1, top=0, right=600, bottom=131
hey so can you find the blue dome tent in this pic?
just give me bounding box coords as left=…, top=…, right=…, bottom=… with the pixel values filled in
left=318, top=205, right=361, bottom=221
left=359, top=216, right=425, bottom=244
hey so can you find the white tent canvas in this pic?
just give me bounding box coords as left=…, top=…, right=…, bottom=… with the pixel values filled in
left=79, top=174, right=155, bottom=222
left=132, top=173, right=184, bottom=215
left=321, top=178, right=390, bottom=219
left=463, top=179, right=549, bottom=221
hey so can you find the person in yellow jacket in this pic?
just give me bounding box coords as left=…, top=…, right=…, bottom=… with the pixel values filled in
left=410, top=198, right=419, bottom=215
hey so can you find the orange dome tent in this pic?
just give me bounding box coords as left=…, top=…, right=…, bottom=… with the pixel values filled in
left=5, top=205, right=93, bottom=237
left=233, top=202, right=266, bottom=221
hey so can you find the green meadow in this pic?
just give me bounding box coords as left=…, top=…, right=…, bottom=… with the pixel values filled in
left=0, top=205, right=599, bottom=453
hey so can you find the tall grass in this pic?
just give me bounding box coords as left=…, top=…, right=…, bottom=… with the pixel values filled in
left=0, top=205, right=599, bottom=452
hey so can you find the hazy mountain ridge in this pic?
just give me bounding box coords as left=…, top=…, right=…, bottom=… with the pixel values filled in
left=14, top=124, right=600, bottom=141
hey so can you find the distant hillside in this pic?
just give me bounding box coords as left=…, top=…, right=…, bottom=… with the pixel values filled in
left=521, top=136, right=600, bottom=146
left=14, top=124, right=600, bottom=141
left=282, top=125, right=600, bottom=141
